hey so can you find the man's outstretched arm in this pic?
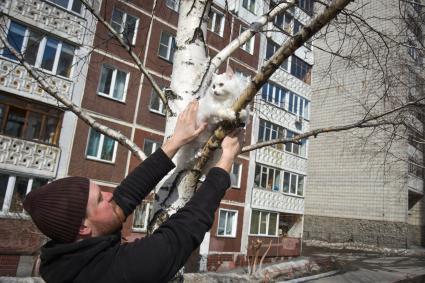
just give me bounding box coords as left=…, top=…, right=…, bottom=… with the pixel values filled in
left=113, top=101, right=207, bottom=218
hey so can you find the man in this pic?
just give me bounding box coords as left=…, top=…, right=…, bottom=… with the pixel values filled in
left=23, top=101, right=244, bottom=283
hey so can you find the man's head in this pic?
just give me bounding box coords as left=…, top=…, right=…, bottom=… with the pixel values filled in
left=23, top=177, right=123, bottom=243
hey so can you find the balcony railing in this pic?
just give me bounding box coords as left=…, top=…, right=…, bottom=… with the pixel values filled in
left=408, top=174, right=424, bottom=195
left=0, top=58, right=73, bottom=105
left=0, top=134, right=60, bottom=178
left=252, top=187, right=304, bottom=214
left=1, top=0, right=87, bottom=45
left=256, top=146, right=307, bottom=173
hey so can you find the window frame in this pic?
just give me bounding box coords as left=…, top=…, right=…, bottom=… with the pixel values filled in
left=261, top=81, right=287, bottom=108
left=158, top=30, right=176, bottom=62
left=165, top=0, right=180, bottom=12
left=298, top=0, right=314, bottom=16
left=48, top=0, right=83, bottom=14
left=242, top=0, right=256, bottom=14
left=1, top=21, right=76, bottom=79
left=85, top=128, right=118, bottom=163
left=0, top=174, right=48, bottom=218
left=290, top=55, right=312, bottom=84
left=239, top=26, right=255, bottom=55
left=149, top=89, right=167, bottom=115
left=258, top=119, right=285, bottom=151
left=97, top=64, right=129, bottom=102
left=132, top=201, right=152, bottom=232
left=230, top=163, right=242, bottom=188
left=249, top=210, right=279, bottom=236
left=143, top=139, right=162, bottom=156
left=110, top=8, right=140, bottom=46
left=217, top=208, right=238, bottom=237
left=208, top=8, right=225, bottom=37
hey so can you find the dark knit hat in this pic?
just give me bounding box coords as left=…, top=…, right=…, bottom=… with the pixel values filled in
left=23, top=176, right=90, bottom=243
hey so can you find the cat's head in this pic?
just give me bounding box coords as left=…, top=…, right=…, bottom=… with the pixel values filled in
left=210, top=68, right=240, bottom=101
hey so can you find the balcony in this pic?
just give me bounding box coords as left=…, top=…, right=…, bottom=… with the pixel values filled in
left=0, top=58, right=73, bottom=105
left=408, top=174, right=424, bottom=195
left=270, top=67, right=311, bottom=99
left=1, top=0, right=87, bottom=45
left=252, top=187, right=304, bottom=214
left=256, top=146, right=307, bottom=173
left=0, top=134, right=60, bottom=178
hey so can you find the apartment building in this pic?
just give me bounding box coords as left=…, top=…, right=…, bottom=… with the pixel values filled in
left=305, top=0, right=425, bottom=248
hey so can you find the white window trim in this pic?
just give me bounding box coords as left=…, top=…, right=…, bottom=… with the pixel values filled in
left=231, top=163, right=242, bottom=188
left=2, top=20, right=75, bottom=79
left=208, top=9, right=225, bottom=37
left=165, top=0, right=180, bottom=12
left=0, top=175, right=44, bottom=218
left=132, top=201, right=151, bottom=232
left=283, top=170, right=305, bottom=196
left=217, top=208, right=238, bottom=238
left=85, top=129, right=118, bottom=164
left=111, top=8, right=140, bottom=45
left=149, top=90, right=167, bottom=115
left=249, top=210, right=279, bottom=237
left=97, top=65, right=129, bottom=103
left=47, top=0, right=83, bottom=14
left=239, top=26, right=255, bottom=55
left=242, top=0, right=256, bottom=14
left=158, top=31, right=176, bottom=62
left=143, top=139, right=162, bottom=156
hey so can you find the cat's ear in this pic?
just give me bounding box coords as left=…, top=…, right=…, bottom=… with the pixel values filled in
left=225, top=66, right=234, bottom=79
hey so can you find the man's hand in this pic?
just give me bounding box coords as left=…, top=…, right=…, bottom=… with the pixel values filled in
left=162, top=101, right=207, bottom=158
left=216, top=129, right=245, bottom=173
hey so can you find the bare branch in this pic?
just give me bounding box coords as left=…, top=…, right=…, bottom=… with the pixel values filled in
left=79, top=0, right=174, bottom=115
left=0, top=22, right=146, bottom=161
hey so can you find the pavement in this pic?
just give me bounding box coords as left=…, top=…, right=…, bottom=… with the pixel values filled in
left=289, top=246, right=425, bottom=283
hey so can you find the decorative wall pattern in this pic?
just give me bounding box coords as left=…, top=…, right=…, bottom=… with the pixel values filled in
left=0, top=59, right=72, bottom=105
left=256, top=146, right=307, bottom=174
left=4, top=0, right=86, bottom=45
left=271, top=68, right=311, bottom=99
left=0, top=135, right=60, bottom=178
left=251, top=188, right=304, bottom=214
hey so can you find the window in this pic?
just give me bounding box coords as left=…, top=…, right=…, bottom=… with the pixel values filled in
left=283, top=171, right=304, bottom=196
left=242, top=0, right=256, bottom=13
left=217, top=209, right=237, bottom=237
left=97, top=65, right=129, bottom=101
left=158, top=31, right=176, bottom=62
left=0, top=173, right=48, bottom=216
left=285, top=130, right=307, bottom=157
left=261, top=81, right=287, bottom=108
left=111, top=8, right=139, bottom=45
left=0, top=94, right=62, bottom=145
left=254, top=164, right=281, bottom=191
left=230, top=163, right=242, bottom=188
left=288, top=92, right=310, bottom=119
left=86, top=129, right=118, bottom=162
left=265, top=40, right=289, bottom=71
left=149, top=89, right=166, bottom=115
left=240, top=26, right=254, bottom=54
left=143, top=139, right=162, bottom=156
left=291, top=56, right=312, bottom=84
left=298, top=0, right=314, bottom=15
left=132, top=201, right=152, bottom=231
left=50, top=0, right=83, bottom=13
left=408, top=159, right=424, bottom=178
left=258, top=119, right=285, bottom=150
left=208, top=9, right=225, bottom=36
left=274, top=12, right=293, bottom=34
left=249, top=210, right=278, bottom=236
left=1, top=21, right=76, bottom=78
left=165, top=0, right=179, bottom=12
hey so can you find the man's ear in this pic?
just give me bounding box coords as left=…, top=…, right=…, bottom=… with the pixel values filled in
left=78, top=221, right=92, bottom=237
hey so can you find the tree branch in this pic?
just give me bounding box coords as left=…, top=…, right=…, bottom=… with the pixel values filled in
left=0, top=22, right=146, bottom=161
left=79, top=0, right=174, bottom=115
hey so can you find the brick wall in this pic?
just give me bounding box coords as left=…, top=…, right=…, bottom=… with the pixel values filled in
left=0, top=255, right=19, bottom=276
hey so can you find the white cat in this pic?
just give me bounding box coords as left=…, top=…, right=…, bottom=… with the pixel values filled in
left=177, top=67, right=249, bottom=171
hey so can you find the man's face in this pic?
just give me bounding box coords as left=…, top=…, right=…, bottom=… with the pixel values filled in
left=84, top=182, right=123, bottom=237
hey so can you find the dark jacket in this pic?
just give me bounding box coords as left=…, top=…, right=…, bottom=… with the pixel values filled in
left=39, top=149, right=230, bottom=283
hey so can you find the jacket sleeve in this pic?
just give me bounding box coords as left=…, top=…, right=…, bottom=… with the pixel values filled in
left=112, top=148, right=175, bottom=217
left=115, top=167, right=230, bottom=283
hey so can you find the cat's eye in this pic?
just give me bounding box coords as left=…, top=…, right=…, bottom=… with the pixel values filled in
left=218, top=83, right=224, bottom=87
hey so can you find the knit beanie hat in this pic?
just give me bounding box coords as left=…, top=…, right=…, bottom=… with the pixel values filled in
left=23, top=176, right=90, bottom=243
